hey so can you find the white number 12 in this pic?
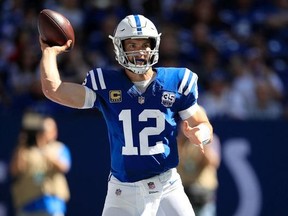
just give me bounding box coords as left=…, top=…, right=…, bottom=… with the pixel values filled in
left=119, top=109, right=166, bottom=156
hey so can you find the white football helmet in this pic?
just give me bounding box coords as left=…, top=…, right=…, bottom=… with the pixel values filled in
left=109, top=15, right=161, bottom=74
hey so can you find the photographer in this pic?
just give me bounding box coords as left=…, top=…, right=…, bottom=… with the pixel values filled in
left=10, top=112, right=71, bottom=216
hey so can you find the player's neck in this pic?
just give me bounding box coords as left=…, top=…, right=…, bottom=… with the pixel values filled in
left=125, top=68, right=155, bottom=82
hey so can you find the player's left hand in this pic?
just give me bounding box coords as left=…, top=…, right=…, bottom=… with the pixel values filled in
left=182, top=120, right=205, bottom=153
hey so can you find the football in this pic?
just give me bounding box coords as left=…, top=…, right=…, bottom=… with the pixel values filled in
left=38, top=9, right=75, bottom=50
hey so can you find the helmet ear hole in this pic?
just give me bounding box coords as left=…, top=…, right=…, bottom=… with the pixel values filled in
left=121, top=40, right=126, bottom=52
left=149, top=38, right=156, bottom=50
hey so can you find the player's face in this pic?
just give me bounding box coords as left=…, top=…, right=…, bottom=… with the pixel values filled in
left=123, top=39, right=152, bottom=65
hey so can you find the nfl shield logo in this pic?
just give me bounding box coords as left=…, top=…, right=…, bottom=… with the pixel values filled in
left=138, top=96, right=145, bottom=104
left=115, top=188, right=122, bottom=196
left=148, top=182, right=155, bottom=189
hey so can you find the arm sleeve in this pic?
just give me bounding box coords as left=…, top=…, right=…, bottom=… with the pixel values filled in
left=58, top=144, right=72, bottom=171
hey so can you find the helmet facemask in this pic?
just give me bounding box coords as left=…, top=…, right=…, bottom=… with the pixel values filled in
left=109, top=15, right=161, bottom=74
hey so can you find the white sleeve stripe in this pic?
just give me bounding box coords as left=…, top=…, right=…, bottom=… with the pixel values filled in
left=96, top=68, right=106, bottom=90
left=179, top=103, right=199, bottom=120
left=184, top=73, right=197, bottom=96
left=178, top=68, right=190, bottom=94
left=89, top=70, right=98, bottom=90
left=82, top=86, right=97, bottom=109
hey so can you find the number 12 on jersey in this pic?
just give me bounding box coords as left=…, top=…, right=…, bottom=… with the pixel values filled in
left=119, top=109, right=166, bottom=156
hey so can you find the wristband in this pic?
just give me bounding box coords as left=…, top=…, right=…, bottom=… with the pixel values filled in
left=198, top=124, right=211, bottom=145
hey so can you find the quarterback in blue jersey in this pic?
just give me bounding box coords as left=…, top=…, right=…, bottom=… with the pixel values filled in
left=40, top=14, right=213, bottom=216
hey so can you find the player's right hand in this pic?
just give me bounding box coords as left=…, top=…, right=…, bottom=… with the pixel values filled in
left=39, top=37, right=72, bottom=54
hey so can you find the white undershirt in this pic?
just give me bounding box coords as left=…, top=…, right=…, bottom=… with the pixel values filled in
left=133, top=74, right=156, bottom=93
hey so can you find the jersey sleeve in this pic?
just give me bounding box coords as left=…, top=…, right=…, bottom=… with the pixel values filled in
left=58, top=144, right=72, bottom=171
left=82, top=68, right=107, bottom=109
left=177, top=68, right=199, bottom=120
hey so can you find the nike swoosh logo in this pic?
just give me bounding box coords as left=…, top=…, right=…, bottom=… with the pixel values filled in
left=169, top=179, right=178, bottom=185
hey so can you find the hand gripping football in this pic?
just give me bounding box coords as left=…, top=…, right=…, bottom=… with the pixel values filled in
left=38, top=9, right=75, bottom=51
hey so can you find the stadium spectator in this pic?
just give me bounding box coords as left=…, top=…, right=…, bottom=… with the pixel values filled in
left=249, top=79, right=284, bottom=119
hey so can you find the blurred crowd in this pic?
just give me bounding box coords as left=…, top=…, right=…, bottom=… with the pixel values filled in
left=0, top=0, right=288, bottom=120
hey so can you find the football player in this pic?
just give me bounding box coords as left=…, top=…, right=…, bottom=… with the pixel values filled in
left=39, top=14, right=213, bottom=216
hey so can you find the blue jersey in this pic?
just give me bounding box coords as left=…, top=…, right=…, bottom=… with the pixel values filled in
left=82, top=67, right=198, bottom=182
